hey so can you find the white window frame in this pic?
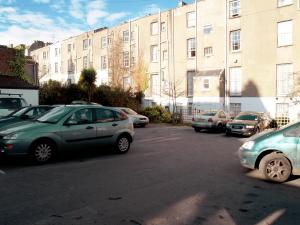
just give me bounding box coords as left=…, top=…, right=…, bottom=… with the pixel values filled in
left=204, top=47, right=213, bottom=56
left=276, top=103, right=289, bottom=117
left=163, top=50, right=168, bottom=61
left=151, top=22, right=159, bottom=35
left=161, top=22, right=166, bottom=32
left=277, top=63, right=293, bottom=96
left=187, top=71, right=195, bottom=96
left=151, top=74, right=160, bottom=96
left=101, top=56, right=107, bottom=70
left=278, top=0, right=293, bottom=7
left=131, top=30, right=135, bottom=41
left=55, top=48, right=58, bottom=56
left=230, top=67, right=242, bottom=96
left=68, top=44, right=71, bottom=53
left=202, top=77, right=211, bottom=91
left=101, top=36, right=107, bottom=49
left=151, top=45, right=158, bottom=62
left=187, top=11, right=196, bottom=28
left=43, top=51, right=46, bottom=59
left=230, top=30, right=241, bottom=52
left=277, top=20, right=293, bottom=47
left=83, top=56, right=88, bottom=69
left=123, top=30, right=129, bottom=42
left=123, top=51, right=129, bottom=67
left=229, top=0, right=240, bottom=17
left=230, top=103, right=241, bottom=116
left=123, top=76, right=131, bottom=90
left=83, top=39, right=88, bottom=50
left=187, top=38, right=196, bottom=58
left=55, top=62, right=58, bottom=73
left=203, top=24, right=213, bottom=34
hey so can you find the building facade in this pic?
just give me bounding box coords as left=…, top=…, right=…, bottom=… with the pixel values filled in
left=31, top=0, right=300, bottom=120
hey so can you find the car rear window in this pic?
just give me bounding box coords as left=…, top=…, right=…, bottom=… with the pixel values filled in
left=201, top=112, right=217, bottom=116
left=0, top=98, right=22, bottom=109
left=235, top=114, right=258, bottom=121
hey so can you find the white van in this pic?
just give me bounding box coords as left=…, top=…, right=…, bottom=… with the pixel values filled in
left=0, top=93, right=28, bottom=117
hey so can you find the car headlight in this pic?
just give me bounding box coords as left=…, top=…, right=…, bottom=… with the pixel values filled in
left=241, top=141, right=255, bottom=150
left=3, top=133, right=19, bottom=140
left=245, top=125, right=255, bottom=129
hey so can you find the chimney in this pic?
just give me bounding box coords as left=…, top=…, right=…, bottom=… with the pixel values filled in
left=178, top=0, right=187, bottom=7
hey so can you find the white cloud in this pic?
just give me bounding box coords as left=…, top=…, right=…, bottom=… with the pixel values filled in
left=141, top=4, right=161, bottom=15
left=32, top=0, right=51, bottom=3
left=0, top=6, right=16, bottom=14
left=69, top=0, right=85, bottom=19
left=0, top=25, right=83, bottom=46
left=87, top=10, right=108, bottom=26
left=7, top=12, right=54, bottom=28
left=50, top=0, right=65, bottom=12
left=0, top=0, right=15, bottom=5
left=105, top=12, right=128, bottom=23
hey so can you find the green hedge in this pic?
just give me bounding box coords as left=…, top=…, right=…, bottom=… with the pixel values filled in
left=139, top=106, right=172, bottom=123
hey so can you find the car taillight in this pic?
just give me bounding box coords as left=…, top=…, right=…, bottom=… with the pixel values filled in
left=120, top=111, right=128, bottom=120
left=208, top=118, right=213, bottom=122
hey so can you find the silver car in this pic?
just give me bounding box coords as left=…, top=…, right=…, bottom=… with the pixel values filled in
left=117, top=107, right=149, bottom=127
left=192, top=110, right=230, bottom=132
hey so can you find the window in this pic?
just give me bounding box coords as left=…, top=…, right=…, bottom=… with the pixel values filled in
left=276, top=103, right=289, bottom=117
left=187, top=38, right=196, bottom=58
left=68, top=59, right=73, bottom=72
left=229, top=0, right=240, bottom=17
left=278, top=0, right=293, bottom=7
left=83, top=56, right=88, bottom=69
left=278, top=20, right=293, bottom=47
left=187, top=71, right=195, bottom=96
left=89, top=39, right=92, bottom=46
left=187, top=11, right=196, bottom=28
left=151, top=74, right=160, bottom=96
left=42, top=65, right=47, bottom=75
left=204, top=47, right=213, bottom=56
left=230, top=67, right=242, bottom=96
left=101, top=37, right=107, bottom=48
left=95, top=108, right=115, bottom=123
left=188, top=102, right=193, bottom=115
left=101, top=56, right=107, bottom=70
left=230, top=103, right=241, bottom=116
left=203, top=24, right=213, bottom=34
left=123, top=30, right=129, bottom=42
left=151, top=22, right=159, bottom=35
left=277, top=64, right=293, bottom=96
left=107, top=35, right=112, bottom=45
left=131, top=44, right=136, bottom=66
left=161, top=70, right=165, bottom=81
left=131, top=30, right=135, bottom=41
left=42, top=52, right=46, bottom=59
left=55, top=48, right=58, bottom=56
left=83, top=39, right=88, bottom=50
left=202, top=78, right=210, bottom=90
left=123, top=77, right=131, bottom=90
left=67, top=108, right=93, bottom=125
left=163, top=50, right=168, bottom=61
left=55, top=62, right=58, bottom=73
left=151, top=45, right=158, bottom=62
left=123, top=51, right=129, bottom=67
left=161, top=22, right=166, bottom=32
left=230, top=30, right=241, bottom=51
left=68, top=44, right=72, bottom=53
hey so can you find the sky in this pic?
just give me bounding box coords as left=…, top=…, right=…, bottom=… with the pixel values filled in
left=0, top=0, right=193, bottom=46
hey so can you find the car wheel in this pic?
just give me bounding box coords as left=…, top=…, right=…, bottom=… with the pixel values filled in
left=225, top=129, right=231, bottom=136
left=217, top=124, right=223, bottom=132
left=194, top=127, right=201, bottom=132
left=31, top=140, right=55, bottom=164
left=259, top=153, right=291, bottom=183
left=115, top=135, right=131, bottom=154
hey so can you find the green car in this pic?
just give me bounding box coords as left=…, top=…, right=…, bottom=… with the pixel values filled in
left=239, top=121, right=300, bottom=182
left=0, top=105, right=134, bottom=163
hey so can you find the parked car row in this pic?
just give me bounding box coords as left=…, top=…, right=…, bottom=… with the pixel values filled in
left=0, top=103, right=149, bottom=164
left=192, top=110, right=277, bottom=137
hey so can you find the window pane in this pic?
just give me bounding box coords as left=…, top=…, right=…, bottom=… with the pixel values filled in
left=95, top=109, right=115, bottom=123
left=229, top=0, right=240, bottom=17
left=230, top=30, right=240, bottom=51
left=187, top=71, right=195, bottom=96
left=187, top=38, right=196, bottom=58
left=277, top=64, right=293, bottom=96
left=230, top=67, right=242, bottom=96
left=151, top=74, right=160, bottom=96
left=187, top=11, right=196, bottom=28
left=278, top=0, right=293, bottom=7
left=278, top=20, right=293, bottom=46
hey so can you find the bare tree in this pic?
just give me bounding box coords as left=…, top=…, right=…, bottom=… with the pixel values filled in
left=131, top=52, right=149, bottom=93
left=291, top=71, right=300, bottom=104
left=108, top=34, right=128, bottom=88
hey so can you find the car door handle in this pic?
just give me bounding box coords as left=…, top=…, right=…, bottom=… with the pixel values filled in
left=86, top=126, right=94, bottom=129
left=112, top=123, right=118, bottom=127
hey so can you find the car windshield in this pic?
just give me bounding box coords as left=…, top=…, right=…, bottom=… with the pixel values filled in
left=235, top=114, right=258, bottom=121
left=121, top=108, right=138, bottom=115
left=36, top=106, right=73, bottom=124
left=0, top=98, right=22, bottom=109
left=7, top=107, right=28, bottom=117
left=201, top=112, right=217, bottom=116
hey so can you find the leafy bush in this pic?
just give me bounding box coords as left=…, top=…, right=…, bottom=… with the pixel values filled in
left=139, top=106, right=172, bottom=123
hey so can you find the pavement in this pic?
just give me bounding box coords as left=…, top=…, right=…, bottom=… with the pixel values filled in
left=0, top=124, right=300, bottom=225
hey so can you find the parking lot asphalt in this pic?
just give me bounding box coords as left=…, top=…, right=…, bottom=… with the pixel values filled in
left=1, top=124, right=300, bottom=225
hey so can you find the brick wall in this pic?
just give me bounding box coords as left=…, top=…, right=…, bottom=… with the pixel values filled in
left=0, top=46, right=16, bottom=75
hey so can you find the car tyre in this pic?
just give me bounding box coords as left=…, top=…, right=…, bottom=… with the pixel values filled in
left=194, top=127, right=201, bottom=132
left=217, top=124, right=223, bottom=132
left=31, top=140, right=55, bottom=164
left=259, top=153, right=291, bottom=183
left=115, top=135, right=131, bottom=154
left=225, top=129, right=231, bottom=136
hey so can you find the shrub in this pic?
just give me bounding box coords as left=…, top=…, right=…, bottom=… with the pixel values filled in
left=139, top=106, right=172, bottom=123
